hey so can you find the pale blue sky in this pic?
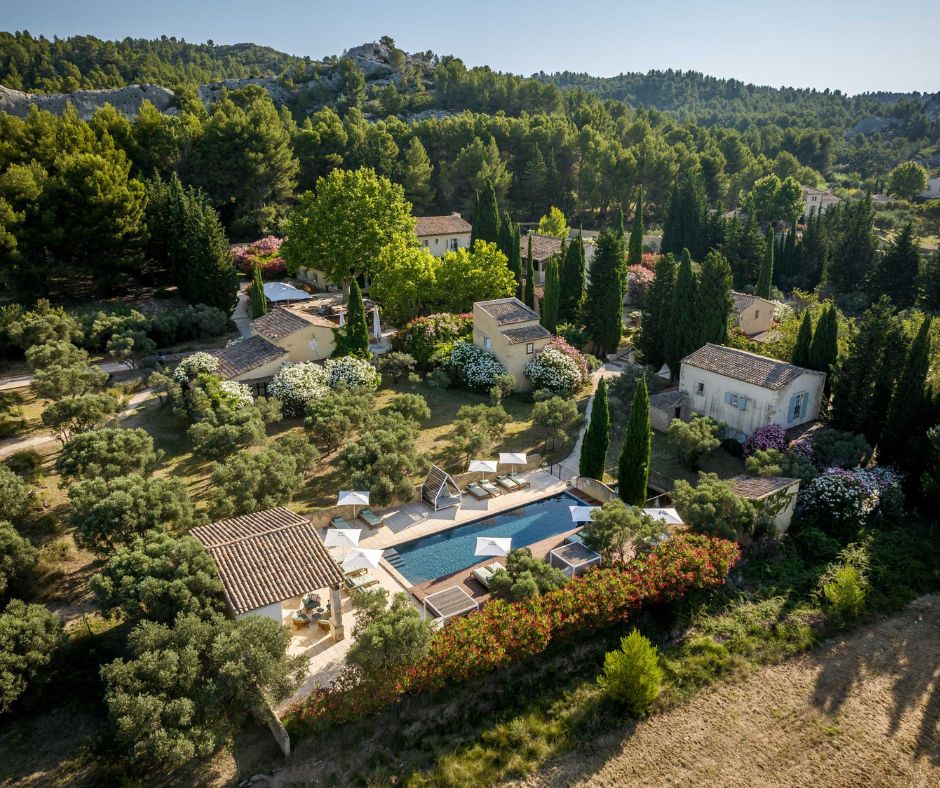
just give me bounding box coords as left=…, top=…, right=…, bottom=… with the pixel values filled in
left=3, top=0, right=937, bottom=95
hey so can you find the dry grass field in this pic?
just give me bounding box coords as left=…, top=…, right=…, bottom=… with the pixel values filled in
left=520, top=595, right=940, bottom=788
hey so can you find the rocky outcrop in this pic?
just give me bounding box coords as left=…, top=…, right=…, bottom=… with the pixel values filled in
left=0, top=83, right=177, bottom=119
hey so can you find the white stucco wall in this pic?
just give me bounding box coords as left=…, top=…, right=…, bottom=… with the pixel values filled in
left=238, top=601, right=284, bottom=624
left=418, top=232, right=471, bottom=257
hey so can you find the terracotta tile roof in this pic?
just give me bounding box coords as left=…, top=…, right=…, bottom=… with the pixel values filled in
left=476, top=297, right=539, bottom=326
left=209, top=335, right=286, bottom=379
left=681, top=344, right=817, bottom=391
left=730, top=475, right=799, bottom=499
left=191, top=507, right=345, bottom=615
left=415, top=213, right=471, bottom=237
left=649, top=389, right=689, bottom=410
left=501, top=324, right=552, bottom=345
left=521, top=233, right=564, bottom=262
left=251, top=306, right=336, bottom=341
left=731, top=291, right=759, bottom=314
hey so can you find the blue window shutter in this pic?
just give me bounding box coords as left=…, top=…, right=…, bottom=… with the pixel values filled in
left=724, top=391, right=733, bottom=405
left=738, top=396, right=747, bottom=411
left=788, top=394, right=798, bottom=423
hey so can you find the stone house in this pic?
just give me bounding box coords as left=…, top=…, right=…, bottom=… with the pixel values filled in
left=250, top=305, right=338, bottom=363
left=801, top=185, right=840, bottom=220
left=921, top=176, right=940, bottom=200
left=653, top=343, right=826, bottom=440
left=732, top=291, right=775, bottom=336
left=473, top=297, right=551, bottom=391
left=416, top=213, right=472, bottom=256
left=208, top=335, right=287, bottom=391
left=730, top=475, right=801, bottom=534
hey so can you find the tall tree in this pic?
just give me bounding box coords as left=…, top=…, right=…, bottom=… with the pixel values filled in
left=661, top=171, right=707, bottom=260
left=796, top=208, right=827, bottom=290
left=541, top=257, right=560, bottom=334
left=508, top=222, right=523, bottom=295
left=808, top=303, right=839, bottom=386
left=868, top=221, right=920, bottom=308
left=250, top=263, right=267, bottom=319
left=721, top=213, right=764, bottom=289
left=831, top=297, right=907, bottom=444
left=825, top=198, right=877, bottom=294
left=880, top=316, right=931, bottom=468
left=497, top=209, right=514, bottom=261
left=920, top=250, right=940, bottom=311
left=583, top=229, right=624, bottom=356
left=628, top=187, right=644, bottom=265
left=636, top=253, right=677, bottom=370
left=334, top=278, right=371, bottom=359
left=756, top=227, right=774, bottom=297
left=619, top=376, right=651, bottom=506
left=791, top=310, right=814, bottom=367
left=399, top=137, right=433, bottom=212
left=558, top=229, right=586, bottom=324
left=579, top=377, right=610, bottom=479
left=470, top=178, right=500, bottom=249
left=694, top=251, right=733, bottom=346
left=523, top=234, right=536, bottom=309
left=664, top=250, right=698, bottom=378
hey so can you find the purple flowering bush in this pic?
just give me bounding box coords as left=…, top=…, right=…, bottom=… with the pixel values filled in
left=799, top=466, right=903, bottom=537
left=743, top=424, right=787, bottom=458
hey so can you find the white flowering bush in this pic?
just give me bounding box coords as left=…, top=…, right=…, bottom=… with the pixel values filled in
left=798, top=466, right=904, bottom=536
left=219, top=380, right=255, bottom=409
left=324, top=356, right=380, bottom=391
left=772, top=300, right=792, bottom=323
left=268, top=362, right=329, bottom=416
left=448, top=341, right=507, bottom=392
left=172, top=352, right=219, bottom=385
left=525, top=346, right=583, bottom=395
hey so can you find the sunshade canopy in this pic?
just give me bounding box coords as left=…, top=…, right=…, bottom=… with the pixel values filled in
left=324, top=528, right=362, bottom=548
left=342, top=547, right=384, bottom=572
left=498, top=452, right=527, bottom=465
left=337, top=490, right=370, bottom=507
left=475, top=536, right=512, bottom=556
left=468, top=460, right=499, bottom=473
left=569, top=505, right=600, bottom=523
left=642, top=507, right=684, bottom=525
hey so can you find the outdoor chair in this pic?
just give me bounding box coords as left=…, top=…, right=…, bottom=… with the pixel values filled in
left=359, top=509, right=384, bottom=529
left=344, top=571, right=379, bottom=591
left=479, top=479, right=501, bottom=497
left=315, top=619, right=332, bottom=632
left=467, top=483, right=491, bottom=500
left=330, top=515, right=353, bottom=529
left=508, top=472, right=530, bottom=489
left=471, top=562, right=504, bottom=589
left=495, top=475, right=520, bottom=491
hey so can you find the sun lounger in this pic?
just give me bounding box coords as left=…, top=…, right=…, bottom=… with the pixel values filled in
left=479, top=480, right=501, bottom=497
left=495, top=475, right=520, bottom=491
left=471, top=562, right=504, bottom=588
left=564, top=532, right=585, bottom=545
left=358, top=509, right=384, bottom=529
left=330, top=515, right=352, bottom=529
left=467, top=483, right=491, bottom=500
left=508, top=472, right=530, bottom=489
left=344, top=571, right=379, bottom=591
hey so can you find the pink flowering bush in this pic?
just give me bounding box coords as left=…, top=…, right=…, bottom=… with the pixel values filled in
left=628, top=264, right=655, bottom=305
left=232, top=236, right=286, bottom=279
left=743, top=424, right=787, bottom=457
left=640, top=252, right=660, bottom=270
left=546, top=336, right=589, bottom=383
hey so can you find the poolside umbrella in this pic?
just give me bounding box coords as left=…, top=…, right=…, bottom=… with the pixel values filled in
left=498, top=452, right=527, bottom=478
left=642, top=507, right=683, bottom=526
left=569, top=505, right=599, bottom=523
left=324, top=528, right=362, bottom=548
left=337, top=490, right=370, bottom=519
left=468, top=459, right=498, bottom=481
left=474, top=536, right=512, bottom=557
left=342, top=547, right=384, bottom=573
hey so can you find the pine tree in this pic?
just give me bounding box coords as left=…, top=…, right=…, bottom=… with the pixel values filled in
left=756, top=227, right=774, bottom=298
left=869, top=221, right=920, bottom=308
left=619, top=376, right=651, bottom=506
left=635, top=253, right=677, bottom=370
left=808, top=303, right=839, bottom=386
left=579, top=377, right=610, bottom=479
left=523, top=234, right=536, bottom=309
left=508, top=222, right=523, bottom=296
left=628, top=187, right=644, bottom=265
left=399, top=138, right=434, bottom=212
left=880, top=316, right=931, bottom=467
left=559, top=229, right=586, bottom=323
left=664, top=250, right=698, bottom=378
left=541, top=257, right=560, bottom=334
left=694, top=251, right=733, bottom=346
left=250, top=263, right=267, bottom=319
left=583, top=229, right=624, bottom=356
left=471, top=178, right=500, bottom=248
left=791, top=311, right=814, bottom=367
left=334, top=278, right=371, bottom=359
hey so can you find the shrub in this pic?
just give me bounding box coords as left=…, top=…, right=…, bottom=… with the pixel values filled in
left=0, top=521, right=38, bottom=596
left=171, top=352, right=219, bottom=385
left=386, top=393, right=430, bottom=422
left=391, top=313, right=473, bottom=366
left=822, top=564, right=866, bottom=626
left=448, top=341, right=506, bottom=392
left=0, top=599, right=65, bottom=714
left=811, top=429, right=871, bottom=470
left=627, top=265, right=655, bottom=306
left=745, top=448, right=817, bottom=485
left=268, top=362, right=329, bottom=417
left=667, top=415, right=721, bottom=469
left=0, top=465, right=32, bottom=521
left=4, top=450, right=43, bottom=480
left=324, top=356, right=380, bottom=391
left=425, top=368, right=451, bottom=389
left=56, top=428, right=161, bottom=481
left=673, top=472, right=756, bottom=541
left=488, top=373, right=515, bottom=405
left=231, top=236, right=286, bottom=278
left=799, top=468, right=877, bottom=537
left=376, top=352, right=416, bottom=382
left=524, top=346, right=583, bottom=395
left=488, top=548, right=568, bottom=602
left=743, top=424, right=786, bottom=458
left=598, top=629, right=663, bottom=714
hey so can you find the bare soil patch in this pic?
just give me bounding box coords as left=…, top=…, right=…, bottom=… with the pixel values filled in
left=520, top=595, right=940, bottom=788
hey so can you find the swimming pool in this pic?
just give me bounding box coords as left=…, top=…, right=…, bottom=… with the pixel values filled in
left=386, top=491, right=584, bottom=585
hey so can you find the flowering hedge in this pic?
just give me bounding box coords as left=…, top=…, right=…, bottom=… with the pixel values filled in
left=324, top=356, right=380, bottom=391
left=268, top=362, right=330, bottom=416
left=799, top=466, right=902, bottom=535
left=232, top=236, right=286, bottom=279
left=743, top=424, right=787, bottom=457
left=448, top=341, right=507, bottom=391
left=391, top=313, right=473, bottom=366
left=524, top=345, right=583, bottom=395
left=628, top=264, right=655, bottom=305
left=284, top=534, right=739, bottom=733
left=172, top=352, right=219, bottom=385
left=219, top=380, right=254, bottom=409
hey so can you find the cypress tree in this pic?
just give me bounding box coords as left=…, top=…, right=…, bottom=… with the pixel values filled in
left=664, top=249, right=698, bottom=378
left=756, top=227, right=774, bottom=298
left=880, top=316, right=932, bottom=468
left=695, top=251, right=733, bottom=346
left=335, top=278, right=371, bottom=359
left=508, top=222, right=523, bottom=295
left=628, top=187, right=644, bottom=265
left=559, top=229, right=586, bottom=323
left=619, top=375, right=651, bottom=506
left=869, top=221, right=920, bottom=308
left=825, top=197, right=877, bottom=294
left=635, top=253, right=677, bottom=370
left=541, top=257, right=560, bottom=334
left=583, top=229, right=624, bottom=356
left=611, top=204, right=628, bottom=302
left=523, top=234, right=536, bottom=309
left=497, top=209, right=514, bottom=260
left=250, top=263, right=267, bottom=318
left=919, top=250, right=940, bottom=311
left=791, top=311, right=813, bottom=367
left=661, top=171, right=707, bottom=260
left=612, top=205, right=625, bottom=239
left=808, top=303, right=839, bottom=386
left=471, top=179, right=500, bottom=248
left=783, top=226, right=796, bottom=279
left=796, top=208, right=827, bottom=290
left=579, top=377, right=610, bottom=479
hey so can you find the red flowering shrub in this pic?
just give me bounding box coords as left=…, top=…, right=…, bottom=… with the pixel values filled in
left=232, top=236, right=286, bottom=279
left=284, top=534, right=739, bottom=734
left=640, top=252, right=660, bottom=270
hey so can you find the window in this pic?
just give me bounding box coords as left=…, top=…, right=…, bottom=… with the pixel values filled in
left=526, top=342, right=534, bottom=354
left=754, top=310, right=760, bottom=319
left=448, top=238, right=459, bottom=251
left=695, top=381, right=705, bottom=396
left=483, top=336, right=492, bottom=350
left=788, top=391, right=807, bottom=423
left=725, top=391, right=748, bottom=411
left=729, top=393, right=740, bottom=407
left=422, top=239, right=429, bottom=248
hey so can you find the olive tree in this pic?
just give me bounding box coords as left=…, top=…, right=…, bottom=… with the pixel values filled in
left=0, top=599, right=65, bottom=713
left=56, top=428, right=161, bottom=481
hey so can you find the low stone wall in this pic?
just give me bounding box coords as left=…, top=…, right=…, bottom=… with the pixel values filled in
left=572, top=476, right=618, bottom=503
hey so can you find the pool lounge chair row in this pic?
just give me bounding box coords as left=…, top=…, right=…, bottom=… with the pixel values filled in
left=466, top=474, right=531, bottom=499
left=343, top=566, right=380, bottom=591
left=329, top=509, right=385, bottom=530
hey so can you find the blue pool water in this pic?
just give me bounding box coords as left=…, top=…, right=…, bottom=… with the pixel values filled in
left=388, top=491, right=584, bottom=585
